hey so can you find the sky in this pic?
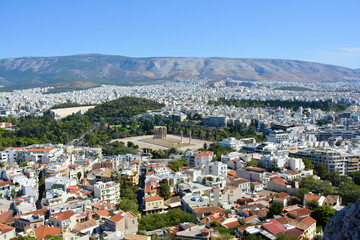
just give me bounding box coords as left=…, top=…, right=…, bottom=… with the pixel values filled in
left=0, top=0, right=359, bottom=69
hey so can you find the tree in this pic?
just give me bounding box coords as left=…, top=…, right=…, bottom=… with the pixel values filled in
left=246, top=161, right=258, bottom=167
left=241, top=234, right=264, bottom=240
left=268, top=202, right=284, bottom=217
left=276, top=233, right=300, bottom=240
left=10, top=188, right=16, bottom=199
left=306, top=200, right=319, bottom=210
left=9, top=236, right=38, bottom=240
left=302, top=158, right=314, bottom=170
left=116, top=198, right=139, bottom=215
left=19, top=161, right=28, bottom=168
left=311, top=205, right=336, bottom=227
left=315, top=163, right=328, bottom=179
left=77, top=172, right=82, bottom=181
left=159, top=183, right=171, bottom=200
left=350, top=171, right=360, bottom=185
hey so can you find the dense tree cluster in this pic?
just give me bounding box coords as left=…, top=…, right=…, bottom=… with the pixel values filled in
left=138, top=209, right=196, bottom=231
left=85, top=96, right=164, bottom=124
left=0, top=113, right=93, bottom=150
left=50, top=102, right=84, bottom=109
left=208, top=98, right=349, bottom=112
left=168, top=158, right=188, bottom=172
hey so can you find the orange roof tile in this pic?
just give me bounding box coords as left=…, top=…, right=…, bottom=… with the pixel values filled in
left=50, top=210, right=75, bottom=221
left=95, top=210, right=111, bottom=217
left=304, top=194, right=322, bottom=201
left=223, top=220, right=240, bottom=228
left=73, top=219, right=98, bottom=231
left=0, top=211, right=14, bottom=224
left=5, top=147, right=25, bottom=150
left=28, top=147, right=55, bottom=152
left=192, top=206, right=224, bottom=214
left=227, top=170, right=236, bottom=177
left=194, top=151, right=214, bottom=157
left=0, top=223, right=14, bottom=234
left=35, top=225, right=61, bottom=239
left=144, top=196, right=163, bottom=202
left=109, top=212, right=124, bottom=222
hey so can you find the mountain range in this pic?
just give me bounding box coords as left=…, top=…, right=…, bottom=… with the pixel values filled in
left=0, top=54, right=359, bottom=90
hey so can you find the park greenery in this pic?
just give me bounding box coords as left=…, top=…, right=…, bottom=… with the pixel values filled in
left=208, top=98, right=349, bottom=112
left=0, top=97, right=164, bottom=152
left=311, top=205, right=336, bottom=228
left=50, top=102, right=85, bottom=109
left=159, top=183, right=171, bottom=200
left=138, top=209, right=196, bottom=231
left=116, top=184, right=139, bottom=215
left=0, top=113, right=93, bottom=150
left=274, top=86, right=313, bottom=92
left=168, top=158, right=189, bottom=172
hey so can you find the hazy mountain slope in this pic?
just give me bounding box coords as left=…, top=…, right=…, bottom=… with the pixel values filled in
left=0, top=54, right=359, bottom=88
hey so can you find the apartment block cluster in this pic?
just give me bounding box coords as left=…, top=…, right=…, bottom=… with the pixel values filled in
left=136, top=143, right=342, bottom=240
left=0, top=144, right=147, bottom=240
left=1, top=79, right=360, bottom=118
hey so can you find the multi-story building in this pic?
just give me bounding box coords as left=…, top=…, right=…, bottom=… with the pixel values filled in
left=143, top=196, right=165, bottom=215
left=94, top=181, right=120, bottom=204
left=46, top=165, right=69, bottom=178
left=121, top=168, right=139, bottom=186
left=48, top=210, right=77, bottom=230
left=104, top=211, right=138, bottom=237
left=185, top=151, right=214, bottom=168
left=220, top=137, right=243, bottom=150
left=25, top=147, right=63, bottom=164
left=202, top=161, right=227, bottom=177
left=266, top=130, right=289, bottom=143
left=290, top=148, right=360, bottom=175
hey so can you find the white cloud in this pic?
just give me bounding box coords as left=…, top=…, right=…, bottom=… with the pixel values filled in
left=338, top=47, right=360, bottom=52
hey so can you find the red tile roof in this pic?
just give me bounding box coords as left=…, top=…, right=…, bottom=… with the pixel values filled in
left=95, top=210, right=111, bottom=217
left=28, top=147, right=55, bottom=152
left=304, top=194, right=322, bottom=201
left=262, top=219, right=286, bottom=235
left=5, top=147, right=25, bottom=150
left=73, top=219, right=98, bottom=231
left=35, top=225, right=61, bottom=239
left=109, top=212, right=124, bottom=222
left=271, top=178, right=287, bottom=185
left=0, top=211, right=14, bottom=224
left=15, top=208, right=48, bottom=219
left=50, top=210, right=75, bottom=221
left=287, top=170, right=300, bottom=175
left=297, top=216, right=317, bottom=227
left=227, top=170, right=236, bottom=177
left=144, top=196, right=163, bottom=202
left=288, top=208, right=312, bottom=218
left=245, top=167, right=266, bottom=172
left=0, top=180, right=12, bottom=187
left=194, top=151, right=214, bottom=157
left=222, top=220, right=241, bottom=228
left=0, top=223, right=14, bottom=234
left=192, top=206, right=224, bottom=214
left=284, top=228, right=304, bottom=238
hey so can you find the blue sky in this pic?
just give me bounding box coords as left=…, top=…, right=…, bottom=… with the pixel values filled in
left=0, top=0, right=359, bottom=68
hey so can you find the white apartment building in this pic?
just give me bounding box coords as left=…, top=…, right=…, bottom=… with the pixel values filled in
left=202, top=161, right=227, bottom=177
left=94, top=181, right=120, bottom=204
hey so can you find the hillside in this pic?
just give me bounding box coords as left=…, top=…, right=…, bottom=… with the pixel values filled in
left=85, top=96, right=164, bottom=124
left=0, top=54, right=359, bottom=89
